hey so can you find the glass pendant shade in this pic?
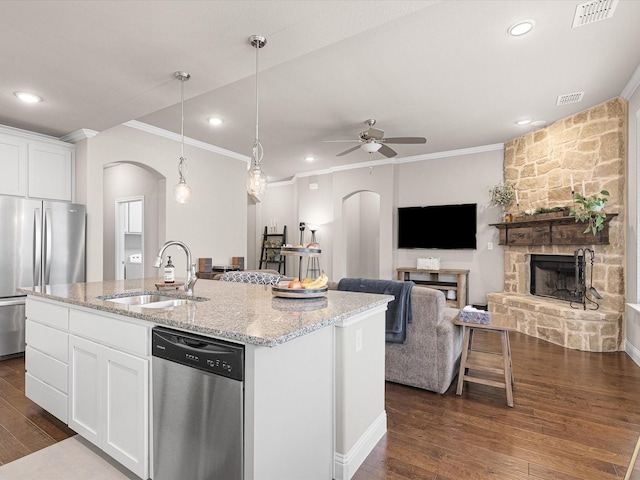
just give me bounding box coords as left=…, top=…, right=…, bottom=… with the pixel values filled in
left=247, top=162, right=268, bottom=202
left=174, top=155, right=191, bottom=203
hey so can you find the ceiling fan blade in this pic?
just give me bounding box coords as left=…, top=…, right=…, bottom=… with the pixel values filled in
left=378, top=144, right=397, bottom=158
left=382, top=137, right=427, bottom=144
left=336, top=145, right=361, bottom=157
left=323, top=139, right=361, bottom=143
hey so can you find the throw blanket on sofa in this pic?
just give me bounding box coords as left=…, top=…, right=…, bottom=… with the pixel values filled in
left=337, top=278, right=414, bottom=344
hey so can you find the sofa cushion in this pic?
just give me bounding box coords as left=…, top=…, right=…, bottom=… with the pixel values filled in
left=220, top=271, right=283, bottom=285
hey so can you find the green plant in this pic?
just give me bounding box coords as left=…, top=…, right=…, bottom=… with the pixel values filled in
left=534, top=206, right=569, bottom=215
left=570, top=190, right=610, bottom=235
left=489, top=183, right=516, bottom=207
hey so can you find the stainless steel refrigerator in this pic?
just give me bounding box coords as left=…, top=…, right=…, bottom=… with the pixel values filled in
left=0, top=196, right=86, bottom=357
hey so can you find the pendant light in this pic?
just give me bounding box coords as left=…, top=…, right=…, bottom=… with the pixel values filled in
left=174, top=71, right=192, bottom=204
left=247, top=35, right=268, bottom=202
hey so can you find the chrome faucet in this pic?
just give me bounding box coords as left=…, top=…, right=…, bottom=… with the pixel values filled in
left=153, top=240, right=198, bottom=297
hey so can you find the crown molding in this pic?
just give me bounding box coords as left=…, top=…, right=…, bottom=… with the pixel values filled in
left=267, top=143, right=505, bottom=189
left=60, top=128, right=99, bottom=143
left=124, top=120, right=250, bottom=163
left=0, top=123, right=77, bottom=147
left=621, top=63, right=640, bottom=100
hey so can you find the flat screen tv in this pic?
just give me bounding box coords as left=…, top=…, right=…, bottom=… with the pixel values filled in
left=398, top=203, right=477, bottom=249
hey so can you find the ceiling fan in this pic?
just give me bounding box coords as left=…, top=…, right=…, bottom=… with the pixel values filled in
left=326, top=119, right=427, bottom=158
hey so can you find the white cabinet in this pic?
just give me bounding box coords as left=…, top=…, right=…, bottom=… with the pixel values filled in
left=68, top=308, right=149, bottom=479
left=24, top=299, right=69, bottom=423
left=0, top=125, right=74, bottom=200
left=0, top=133, right=27, bottom=196
left=24, top=297, right=150, bottom=480
left=126, top=200, right=143, bottom=233
left=68, top=335, right=148, bottom=479
left=28, top=143, right=73, bottom=201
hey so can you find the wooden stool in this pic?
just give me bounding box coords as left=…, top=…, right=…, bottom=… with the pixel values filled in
left=454, top=313, right=516, bottom=407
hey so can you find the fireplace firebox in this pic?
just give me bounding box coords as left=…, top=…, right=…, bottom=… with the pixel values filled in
left=530, top=254, right=583, bottom=303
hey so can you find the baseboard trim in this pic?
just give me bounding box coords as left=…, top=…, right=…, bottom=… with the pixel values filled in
left=626, top=339, right=640, bottom=368
left=334, top=410, right=387, bottom=480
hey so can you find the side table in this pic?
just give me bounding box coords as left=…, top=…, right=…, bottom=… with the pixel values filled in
left=454, top=313, right=517, bottom=407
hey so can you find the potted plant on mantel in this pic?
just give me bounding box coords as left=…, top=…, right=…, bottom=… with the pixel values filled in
left=489, top=183, right=516, bottom=221
left=570, top=190, right=610, bottom=235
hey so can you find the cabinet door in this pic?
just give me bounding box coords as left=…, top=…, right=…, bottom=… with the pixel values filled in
left=0, top=134, right=27, bottom=196
left=68, top=335, right=103, bottom=447
left=28, top=142, right=73, bottom=201
left=103, top=347, right=149, bottom=479
left=127, top=200, right=143, bottom=233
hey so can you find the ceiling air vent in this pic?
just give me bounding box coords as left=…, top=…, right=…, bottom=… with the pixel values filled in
left=557, top=92, right=585, bottom=106
left=572, top=0, right=618, bottom=28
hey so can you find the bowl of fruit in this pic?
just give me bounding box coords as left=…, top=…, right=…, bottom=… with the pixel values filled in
left=271, top=273, right=329, bottom=298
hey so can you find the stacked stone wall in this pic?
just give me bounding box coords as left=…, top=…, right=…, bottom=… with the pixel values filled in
left=489, top=97, right=627, bottom=352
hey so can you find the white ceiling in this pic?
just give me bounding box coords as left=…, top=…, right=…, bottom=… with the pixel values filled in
left=2, top=0, right=640, bottom=183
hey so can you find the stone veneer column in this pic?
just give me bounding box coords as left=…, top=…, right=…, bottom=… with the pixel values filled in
left=488, top=97, right=627, bottom=352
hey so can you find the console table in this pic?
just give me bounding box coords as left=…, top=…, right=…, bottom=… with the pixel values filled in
left=396, top=267, right=469, bottom=309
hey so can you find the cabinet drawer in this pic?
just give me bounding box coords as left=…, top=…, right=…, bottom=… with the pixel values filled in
left=25, top=373, right=68, bottom=423
left=26, top=299, right=69, bottom=330
left=26, top=320, right=68, bottom=363
left=25, top=346, right=68, bottom=394
left=69, top=310, right=149, bottom=357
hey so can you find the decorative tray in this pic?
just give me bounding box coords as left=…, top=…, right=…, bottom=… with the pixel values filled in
left=271, top=285, right=328, bottom=298
left=280, top=247, right=322, bottom=256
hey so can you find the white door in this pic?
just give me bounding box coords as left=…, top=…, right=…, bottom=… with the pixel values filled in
left=103, top=347, right=149, bottom=479
left=68, top=335, right=103, bottom=447
left=115, top=197, right=144, bottom=280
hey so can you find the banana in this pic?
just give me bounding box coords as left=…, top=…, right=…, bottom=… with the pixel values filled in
left=303, top=273, right=328, bottom=289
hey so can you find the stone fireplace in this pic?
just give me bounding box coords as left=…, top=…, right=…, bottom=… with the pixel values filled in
left=487, top=98, right=626, bottom=352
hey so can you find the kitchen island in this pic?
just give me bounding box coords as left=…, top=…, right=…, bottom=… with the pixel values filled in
left=20, top=278, right=392, bottom=480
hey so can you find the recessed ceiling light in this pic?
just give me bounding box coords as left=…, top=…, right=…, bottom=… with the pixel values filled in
left=207, top=117, right=223, bottom=126
left=516, top=119, right=532, bottom=126
left=305, top=156, right=315, bottom=162
left=14, top=91, right=42, bottom=103
left=508, top=20, right=535, bottom=36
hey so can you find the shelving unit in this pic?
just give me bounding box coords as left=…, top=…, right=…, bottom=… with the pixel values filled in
left=396, top=267, right=469, bottom=309
left=259, top=225, right=287, bottom=274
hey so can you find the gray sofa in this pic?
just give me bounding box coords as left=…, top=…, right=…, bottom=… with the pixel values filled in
left=330, top=281, right=463, bottom=394
left=385, top=286, right=463, bottom=394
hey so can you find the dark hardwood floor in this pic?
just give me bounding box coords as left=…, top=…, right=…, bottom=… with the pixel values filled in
left=1, top=331, right=640, bottom=479
left=355, top=331, right=640, bottom=480
left=0, top=354, right=75, bottom=466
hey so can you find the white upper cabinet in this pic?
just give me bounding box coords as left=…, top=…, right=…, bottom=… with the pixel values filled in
left=0, top=125, right=74, bottom=201
left=0, top=133, right=28, bottom=196
left=29, top=143, right=73, bottom=201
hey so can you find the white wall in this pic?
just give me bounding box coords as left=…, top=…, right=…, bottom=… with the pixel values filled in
left=262, top=146, right=505, bottom=305
left=77, top=124, right=248, bottom=282
left=626, top=73, right=640, bottom=365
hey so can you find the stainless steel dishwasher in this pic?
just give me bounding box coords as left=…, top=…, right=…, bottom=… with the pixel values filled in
left=152, top=326, right=244, bottom=480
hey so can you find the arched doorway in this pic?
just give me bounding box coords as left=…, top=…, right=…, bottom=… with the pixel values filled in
left=343, top=191, right=381, bottom=278
left=103, top=162, right=165, bottom=280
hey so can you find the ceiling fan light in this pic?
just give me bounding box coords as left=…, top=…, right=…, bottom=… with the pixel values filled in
left=361, top=142, right=382, bottom=153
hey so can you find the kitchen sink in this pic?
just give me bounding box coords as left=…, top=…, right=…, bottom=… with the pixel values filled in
left=103, top=294, right=177, bottom=305
left=99, top=292, right=205, bottom=309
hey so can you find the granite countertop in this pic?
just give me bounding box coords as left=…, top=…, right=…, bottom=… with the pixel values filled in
left=19, top=278, right=391, bottom=347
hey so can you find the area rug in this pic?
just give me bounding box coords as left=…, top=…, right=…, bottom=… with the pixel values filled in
left=0, top=435, right=137, bottom=479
